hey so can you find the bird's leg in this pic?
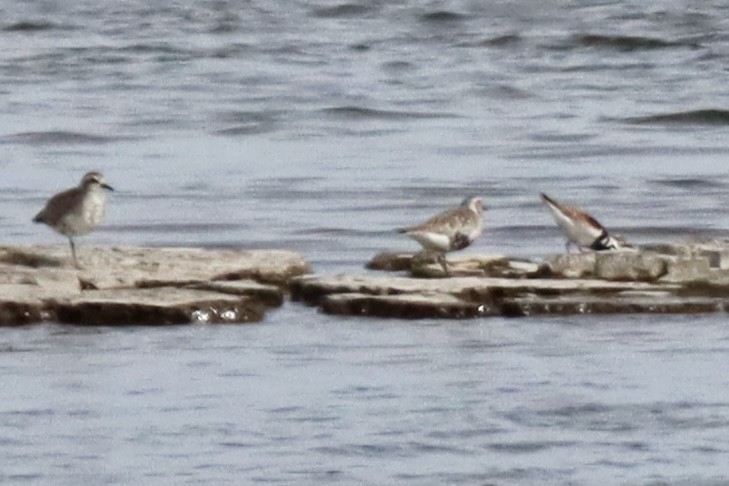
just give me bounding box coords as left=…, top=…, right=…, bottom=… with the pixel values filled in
left=564, top=240, right=571, bottom=254
left=68, top=236, right=80, bottom=269
left=438, top=252, right=449, bottom=276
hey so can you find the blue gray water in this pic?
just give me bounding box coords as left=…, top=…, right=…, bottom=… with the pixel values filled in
left=2, top=0, right=729, bottom=483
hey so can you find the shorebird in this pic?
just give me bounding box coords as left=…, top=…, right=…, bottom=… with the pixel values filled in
left=540, top=193, right=623, bottom=252
left=33, top=171, right=114, bottom=268
left=397, top=196, right=486, bottom=274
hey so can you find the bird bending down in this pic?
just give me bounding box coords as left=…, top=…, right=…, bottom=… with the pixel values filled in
left=540, top=193, right=624, bottom=253
left=33, top=171, right=114, bottom=268
left=397, top=196, right=486, bottom=274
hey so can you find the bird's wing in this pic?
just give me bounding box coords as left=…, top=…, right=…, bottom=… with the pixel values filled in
left=34, top=188, right=81, bottom=225
left=401, top=206, right=469, bottom=235
left=541, top=193, right=606, bottom=243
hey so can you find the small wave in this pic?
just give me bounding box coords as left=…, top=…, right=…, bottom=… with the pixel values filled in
left=477, top=84, right=533, bottom=100
left=2, top=21, right=60, bottom=32
left=0, top=131, right=120, bottom=145
left=2, top=408, right=55, bottom=417
left=570, top=34, right=700, bottom=51
left=561, top=62, right=655, bottom=73
left=419, top=10, right=466, bottom=23
left=625, top=109, right=729, bottom=125
left=381, top=60, right=416, bottom=73
left=472, top=34, right=522, bottom=48
left=209, top=44, right=251, bottom=59
left=119, top=43, right=196, bottom=61
left=649, top=177, right=726, bottom=189
left=530, top=132, right=596, bottom=143
left=487, top=440, right=576, bottom=453
left=215, top=124, right=274, bottom=136
left=219, top=441, right=254, bottom=449
left=216, top=110, right=281, bottom=125
left=120, top=43, right=181, bottom=54
left=321, top=106, right=457, bottom=120
left=311, top=3, right=375, bottom=18
left=314, top=443, right=405, bottom=457
left=349, top=43, right=370, bottom=52
left=207, top=13, right=241, bottom=34
left=118, top=42, right=246, bottom=61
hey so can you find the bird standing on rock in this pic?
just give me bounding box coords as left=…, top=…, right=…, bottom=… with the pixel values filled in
left=33, top=171, right=114, bottom=268
left=540, top=192, right=625, bottom=252
left=397, top=196, right=486, bottom=274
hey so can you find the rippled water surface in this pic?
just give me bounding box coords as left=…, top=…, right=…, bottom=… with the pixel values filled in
left=2, top=0, right=729, bottom=483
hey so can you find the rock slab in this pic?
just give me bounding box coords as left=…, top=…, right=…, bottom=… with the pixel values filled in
left=291, top=274, right=687, bottom=319
left=0, top=245, right=310, bottom=326
left=304, top=241, right=729, bottom=319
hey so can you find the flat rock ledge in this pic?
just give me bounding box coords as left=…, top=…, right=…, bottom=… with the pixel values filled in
left=292, top=240, right=729, bottom=319
left=0, top=245, right=310, bottom=326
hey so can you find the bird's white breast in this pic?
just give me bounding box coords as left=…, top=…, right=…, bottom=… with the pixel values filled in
left=60, top=188, right=107, bottom=236
left=548, top=205, right=601, bottom=247
left=406, top=231, right=452, bottom=252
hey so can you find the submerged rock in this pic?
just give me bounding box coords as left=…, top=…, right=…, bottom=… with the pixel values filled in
left=501, top=294, right=724, bottom=317
left=321, top=292, right=490, bottom=319
left=0, top=245, right=310, bottom=326
left=291, top=274, right=686, bottom=319
left=302, top=241, right=729, bottom=319
left=51, top=288, right=267, bottom=326
left=0, top=288, right=49, bottom=326
left=292, top=272, right=729, bottom=319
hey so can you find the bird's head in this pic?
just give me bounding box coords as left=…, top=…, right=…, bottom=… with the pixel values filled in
left=461, top=196, right=486, bottom=214
left=81, top=171, right=114, bottom=191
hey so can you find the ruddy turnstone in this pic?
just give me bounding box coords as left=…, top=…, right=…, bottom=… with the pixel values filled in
left=33, top=171, right=114, bottom=268
left=540, top=192, right=623, bottom=252
left=397, top=196, right=486, bottom=273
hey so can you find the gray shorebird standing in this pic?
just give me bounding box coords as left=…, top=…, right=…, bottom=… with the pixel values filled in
left=397, top=196, right=486, bottom=274
left=33, top=171, right=114, bottom=268
left=540, top=193, right=623, bottom=252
